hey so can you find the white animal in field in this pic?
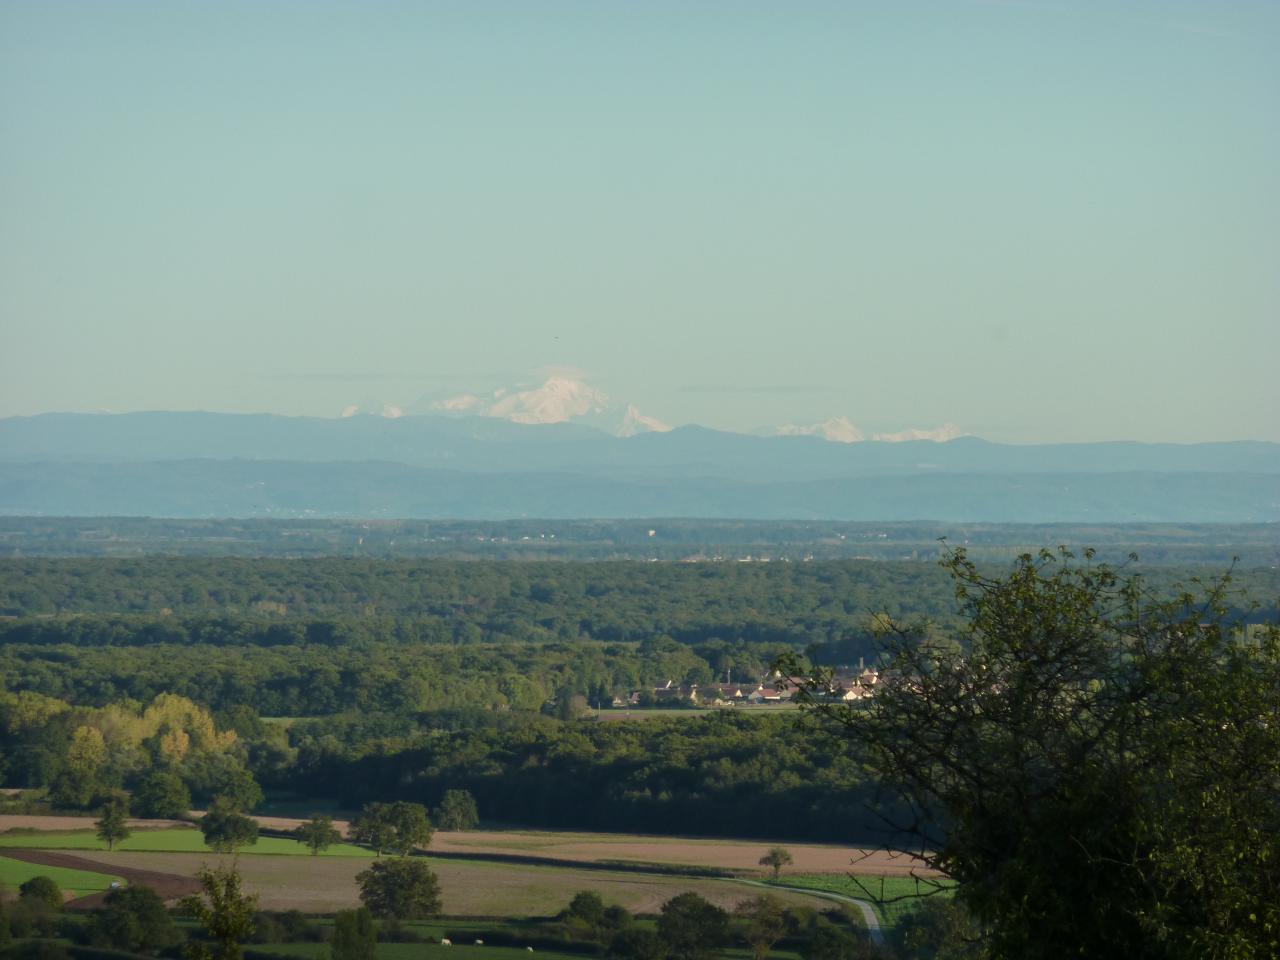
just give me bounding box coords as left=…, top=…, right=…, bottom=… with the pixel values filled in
left=526, top=949, right=533, bottom=953
left=440, top=940, right=452, bottom=947
left=473, top=941, right=483, bottom=946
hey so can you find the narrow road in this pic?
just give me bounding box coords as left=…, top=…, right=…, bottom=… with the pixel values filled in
left=719, top=877, right=884, bottom=946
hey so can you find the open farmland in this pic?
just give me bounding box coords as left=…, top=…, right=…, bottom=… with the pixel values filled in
left=0, top=825, right=371, bottom=858
left=0, top=853, right=121, bottom=899
left=236, top=817, right=932, bottom=878
left=7, top=848, right=840, bottom=916
left=427, top=829, right=930, bottom=877
left=0, top=816, right=905, bottom=876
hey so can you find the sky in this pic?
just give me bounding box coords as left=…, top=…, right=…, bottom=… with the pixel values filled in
left=2, top=0, right=1277, bottom=443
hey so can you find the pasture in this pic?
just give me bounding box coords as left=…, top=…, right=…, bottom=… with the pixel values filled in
left=13, top=849, right=837, bottom=916
left=0, top=826, right=372, bottom=858
left=0, top=854, right=121, bottom=898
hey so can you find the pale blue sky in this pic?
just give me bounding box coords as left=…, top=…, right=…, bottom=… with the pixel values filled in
left=2, top=1, right=1277, bottom=442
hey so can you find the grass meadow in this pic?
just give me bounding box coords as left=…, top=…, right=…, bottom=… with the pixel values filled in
left=0, top=854, right=122, bottom=897
left=0, top=827, right=372, bottom=858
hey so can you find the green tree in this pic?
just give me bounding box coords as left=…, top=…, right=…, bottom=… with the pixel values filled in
left=800, top=918, right=867, bottom=960
left=434, top=789, right=479, bottom=831
left=48, top=767, right=98, bottom=809
left=18, top=876, right=62, bottom=911
left=133, top=770, right=192, bottom=819
left=891, top=899, right=984, bottom=960
left=355, top=858, right=442, bottom=920
left=567, top=890, right=606, bottom=924
left=657, top=893, right=729, bottom=960
left=384, top=801, right=433, bottom=856
left=787, top=547, right=1280, bottom=960
left=331, top=907, right=377, bottom=960
left=565, top=890, right=607, bottom=936
left=96, top=795, right=131, bottom=851
left=200, top=798, right=259, bottom=853
left=86, top=885, right=181, bottom=953
left=0, top=899, right=11, bottom=952
left=608, top=927, right=666, bottom=960
left=293, top=814, right=341, bottom=856
left=179, top=864, right=257, bottom=960
left=757, top=847, right=793, bottom=880
left=214, top=767, right=263, bottom=813
left=351, top=803, right=395, bottom=857
left=735, top=895, right=787, bottom=960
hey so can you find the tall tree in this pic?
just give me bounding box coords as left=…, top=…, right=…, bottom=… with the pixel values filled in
left=199, top=798, right=259, bottom=854
left=385, top=801, right=433, bottom=856
left=354, top=858, right=442, bottom=920
left=757, top=847, right=793, bottom=880
left=735, top=895, right=786, bottom=960
left=786, top=547, right=1280, bottom=960
left=179, top=864, right=257, bottom=960
left=331, top=907, right=377, bottom=960
left=87, top=885, right=180, bottom=953
left=434, top=790, right=479, bottom=832
left=293, top=814, right=341, bottom=856
left=351, top=803, right=395, bottom=857
left=133, top=770, right=192, bottom=819
left=95, top=795, right=131, bottom=851
left=657, top=893, right=728, bottom=960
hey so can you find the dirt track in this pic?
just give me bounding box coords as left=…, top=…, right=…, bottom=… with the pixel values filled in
left=0, top=847, right=200, bottom=908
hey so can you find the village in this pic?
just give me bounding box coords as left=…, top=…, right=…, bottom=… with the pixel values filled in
left=613, top=666, right=881, bottom=710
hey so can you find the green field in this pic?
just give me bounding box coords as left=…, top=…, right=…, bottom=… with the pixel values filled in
left=0, top=854, right=122, bottom=897
left=768, top=874, right=955, bottom=928
left=0, top=828, right=372, bottom=858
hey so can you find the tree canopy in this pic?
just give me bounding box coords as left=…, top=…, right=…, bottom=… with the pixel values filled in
left=354, top=858, right=442, bottom=920
left=788, top=547, right=1280, bottom=960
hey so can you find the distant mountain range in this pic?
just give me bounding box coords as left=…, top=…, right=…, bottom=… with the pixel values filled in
left=1, top=411, right=1277, bottom=521
left=351, top=373, right=964, bottom=443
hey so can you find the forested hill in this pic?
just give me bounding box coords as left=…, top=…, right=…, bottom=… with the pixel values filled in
left=2, top=556, right=1275, bottom=843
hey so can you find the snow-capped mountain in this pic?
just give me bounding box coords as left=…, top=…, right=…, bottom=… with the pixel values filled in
left=423, top=376, right=673, bottom=438
left=774, top=416, right=866, bottom=443
left=770, top=418, right=965, bottom=443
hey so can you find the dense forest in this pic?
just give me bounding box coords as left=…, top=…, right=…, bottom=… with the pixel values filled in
left=0, top=556, right=1274, bottom=844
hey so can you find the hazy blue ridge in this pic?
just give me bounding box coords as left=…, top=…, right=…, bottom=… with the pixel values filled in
left=1, top=412, right=1278, bottom=481
left=1, top=460, right=1276, bottom=522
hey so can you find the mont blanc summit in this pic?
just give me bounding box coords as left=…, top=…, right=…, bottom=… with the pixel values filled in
left=427, top=376, right=673, bottom=437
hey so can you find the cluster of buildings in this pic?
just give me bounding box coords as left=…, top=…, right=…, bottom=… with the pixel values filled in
left=614, top=667, right=881, bottom=709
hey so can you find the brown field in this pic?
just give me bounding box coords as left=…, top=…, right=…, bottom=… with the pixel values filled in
left=0, top=848, right=198, bottom=908
left=14, top=849, right=837, bottom=916
left=427, top=830, right=930, bottom=877
left=239, top=817, right=928, bottom=878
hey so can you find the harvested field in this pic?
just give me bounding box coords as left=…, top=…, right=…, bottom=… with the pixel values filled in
left=1, top=815, right=930, bottom=878
left=426, top=831, right=929, bottom=877
left=32, top=851, right=837, bottom=916
left=251, top=818, right=931, bottom=877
